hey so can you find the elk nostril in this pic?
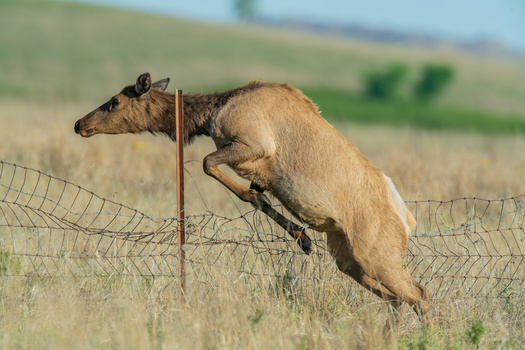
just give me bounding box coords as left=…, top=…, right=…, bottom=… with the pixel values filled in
left=74, top=121, right=80, bottom=134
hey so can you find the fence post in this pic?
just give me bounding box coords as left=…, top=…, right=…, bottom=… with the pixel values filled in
left=175, top=89, right=185, bottom=304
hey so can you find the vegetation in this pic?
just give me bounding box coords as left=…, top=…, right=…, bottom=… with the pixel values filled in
left=466, top=320, right=486, bottom=347
left=0, top=248, right=21, bottom=275
left=1, top=0, right=525, bottom=348
left=2, top=109, right=525, bottom=348
left=302, top=86, right=525, bottom=134
left=362, top=62, right=455, bottom=102
left=1, top=0, right=525, bottom=125
left=362, top=63, right=408, bottom=100
left=414, top=63, right=455, bottom=101
left=234, top=0, right=258, bottom=20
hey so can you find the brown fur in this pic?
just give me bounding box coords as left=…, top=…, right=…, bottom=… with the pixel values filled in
left=74, top=73, right=433, bottom=329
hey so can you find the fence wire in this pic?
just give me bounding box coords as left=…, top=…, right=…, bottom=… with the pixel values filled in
left=0, top=160, right=523, bottom=301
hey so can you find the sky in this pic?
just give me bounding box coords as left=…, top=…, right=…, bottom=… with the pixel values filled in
left=69, top=0, right=525, bottom=51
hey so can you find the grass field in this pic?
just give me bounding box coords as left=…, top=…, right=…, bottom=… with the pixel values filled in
left=2, top=101, right=525, bottom=349
left=1, top=0, right=525, bottom=349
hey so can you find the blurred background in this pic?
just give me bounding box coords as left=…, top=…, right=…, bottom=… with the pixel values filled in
left=1, top=0, right=525, bottom=206
left=1, top=0, right=524, bottom=124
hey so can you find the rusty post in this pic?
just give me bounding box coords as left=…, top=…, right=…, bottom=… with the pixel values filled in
left=175, top=89, right=185, bottom=304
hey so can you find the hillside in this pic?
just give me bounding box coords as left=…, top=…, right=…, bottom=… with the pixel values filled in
left=1, top=0, right=524, bottom=128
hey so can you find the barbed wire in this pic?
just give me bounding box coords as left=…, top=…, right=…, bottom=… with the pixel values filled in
left=0, top=160, right=523, bottom=301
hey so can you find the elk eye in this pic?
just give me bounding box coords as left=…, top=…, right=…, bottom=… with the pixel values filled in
left=112, top=98, right=121, bottom=107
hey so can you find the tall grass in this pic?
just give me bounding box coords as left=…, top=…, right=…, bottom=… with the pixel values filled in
left=2, top=102, right=525, bottom=348
left=1, top=257, right=522, bottom=348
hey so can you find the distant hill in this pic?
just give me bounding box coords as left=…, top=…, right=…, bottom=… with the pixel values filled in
left=0, top=0, right=524, bottom=119
left=254, top=17, right=522, bottom=58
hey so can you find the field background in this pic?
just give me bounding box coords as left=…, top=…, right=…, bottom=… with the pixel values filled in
left=1, top=0, right=525, bottom=348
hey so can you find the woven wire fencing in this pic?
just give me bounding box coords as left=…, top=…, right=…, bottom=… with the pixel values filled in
left=0, top=160, right=524, bottom=301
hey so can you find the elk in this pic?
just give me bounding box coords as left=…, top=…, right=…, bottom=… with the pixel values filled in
left=74, top=73, right=433, bottom=328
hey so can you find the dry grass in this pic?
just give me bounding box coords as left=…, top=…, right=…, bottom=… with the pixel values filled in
left=1, top=276, right=522, bottom=349
left=1, top=2, right=524, bottom=347
left=1, top=101, right=525, bottom=348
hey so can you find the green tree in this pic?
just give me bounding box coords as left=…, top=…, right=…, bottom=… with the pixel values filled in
left=414, top=63, right=455, bottom=101
left=234, top=0, right=257, bottom=20
left=362, top=63, right=408, bottom=100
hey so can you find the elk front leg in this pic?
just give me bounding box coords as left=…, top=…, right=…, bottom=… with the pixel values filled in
left=203, top=145, right=270, bottom=207
left=203, top=145, right=312, bottom=254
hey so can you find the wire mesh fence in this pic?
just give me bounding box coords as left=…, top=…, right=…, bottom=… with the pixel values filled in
left=0, top=160, right=523, bottom=301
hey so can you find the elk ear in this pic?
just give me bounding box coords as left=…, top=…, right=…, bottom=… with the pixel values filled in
left=152, top=78, right=170, bottom=91
left=135, top=73, right=152, bottom=95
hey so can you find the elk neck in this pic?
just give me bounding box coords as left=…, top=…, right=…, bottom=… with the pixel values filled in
left=150, top=81, right=264, bottom=145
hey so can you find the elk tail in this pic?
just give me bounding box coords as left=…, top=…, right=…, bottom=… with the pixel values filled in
left=383, top=175, right=415, bottom=236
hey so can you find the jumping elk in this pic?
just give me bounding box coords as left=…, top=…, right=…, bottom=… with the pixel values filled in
left=74, top=73, right=434, bottom=329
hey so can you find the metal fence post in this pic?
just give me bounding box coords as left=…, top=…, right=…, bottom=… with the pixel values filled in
left=175, top=89, right=185, bottom=304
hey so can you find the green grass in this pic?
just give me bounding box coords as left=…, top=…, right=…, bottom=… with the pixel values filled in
left=0, top=0, right=371, bottom=103
left=302, top=87, right=525, bottom=134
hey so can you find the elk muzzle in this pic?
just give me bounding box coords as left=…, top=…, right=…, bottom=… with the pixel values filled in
left=74, top=120, right=95, bottom=137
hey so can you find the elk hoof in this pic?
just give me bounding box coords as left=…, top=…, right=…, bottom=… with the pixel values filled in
left=247, top=189, right=271, bottom=210
left=298, top=238, right=312, bottom=255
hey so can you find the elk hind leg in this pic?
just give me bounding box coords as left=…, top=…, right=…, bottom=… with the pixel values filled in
left=328, top=233, right=401, bottom=315
left=359, top=273, right=406, bottom=335
left=328, top=233, right=429, bottom=329
left=343, top=265, right=405, bottom=331
left=353, top=264, right=431, bottom=332
left=364, top=264, right=434, bottom=331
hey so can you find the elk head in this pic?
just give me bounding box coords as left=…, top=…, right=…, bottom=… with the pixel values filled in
left=74, top=73, right=171, bottom=137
